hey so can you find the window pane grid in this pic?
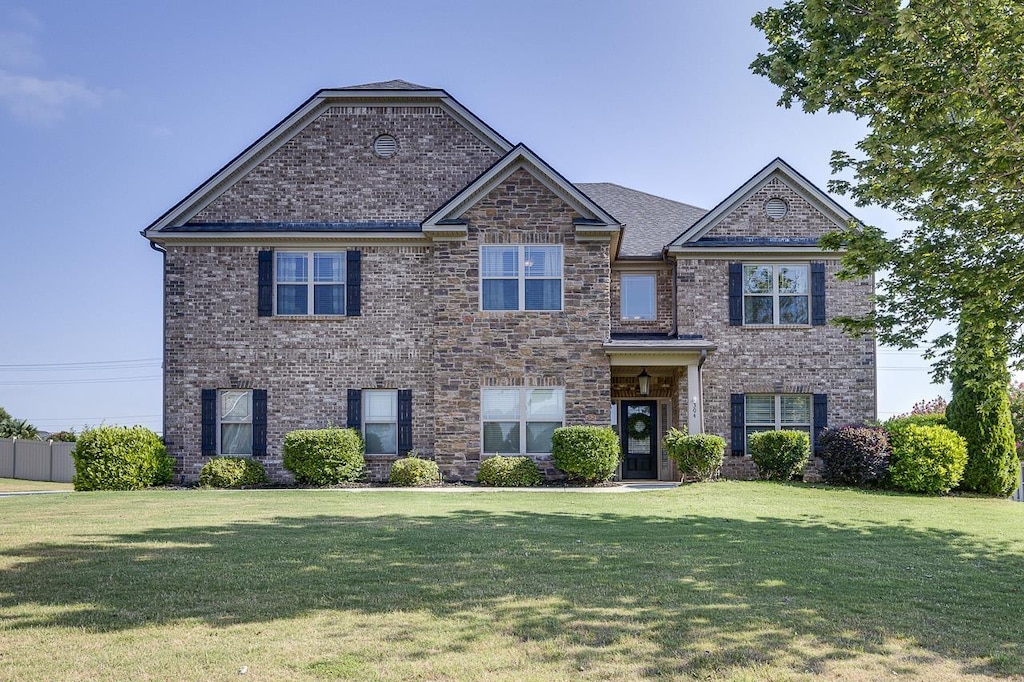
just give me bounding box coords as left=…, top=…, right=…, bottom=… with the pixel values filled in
left=482, top=387, right=564, bottom=454
left=363, top=390, right=397, bottom=455
left=275, top=251, right=346, bottom=316
left=742, top=264, right=809, bottom=325
left=219, top=390, right=252, bottom=455
left=482, top=245, right=562, bottom=311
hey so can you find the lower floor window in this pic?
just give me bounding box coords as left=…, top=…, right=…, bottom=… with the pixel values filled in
left=220, top=389, right=253, bottom=455
left=363, top=389, right=398, bottom=454
left=482, top=387, right=564, bottom=454
left=744, top=394, right=811, bottom=453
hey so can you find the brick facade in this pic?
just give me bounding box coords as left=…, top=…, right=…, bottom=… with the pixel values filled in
left=149, top=84, right=876, bottom=484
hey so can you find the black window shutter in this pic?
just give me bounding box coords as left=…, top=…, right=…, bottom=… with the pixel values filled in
left=398, top=389, right=413, bottom=455
left=346, top=250, right=362, bottom=316
left=201, top=389, right=217, bottom=456
left=258, top=250, right=273, bottom=317
left=811, top=262, right=826, bottom=326
left=252, top=389, right=268, bottom=456
left=347, top=389, right=362, bottom=430
left=730, top=393, right=745, bottom=456
left=813, top=393, right=828, bottom=453
left=728, top=263, right=743, bottom=326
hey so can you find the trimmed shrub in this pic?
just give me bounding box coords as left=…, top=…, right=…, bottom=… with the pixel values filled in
left=749, top=430, right=810, bottom=481
left=888, top=423, right=967, bottom=495
left=389, top=456, right=440, bottom=487
left=72, top=426, right=174, bottom=491
left=551, top=426, right=621, bottom=484
left=663, top=428, right=725, bottom=481
left=818, top=425, right=890, bottom=486
left=884, top=413, right=946, bottom=447
left=199, top=457, right=268, bottom=488
left=282, top=428, right=365, bottom=485
left=478, top=456, right=543, bottom=487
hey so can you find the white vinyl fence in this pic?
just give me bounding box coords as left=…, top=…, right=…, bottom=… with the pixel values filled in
left=0, top=437, right=75, bottom=483
left=1014, top=464, right=1024, bottom=503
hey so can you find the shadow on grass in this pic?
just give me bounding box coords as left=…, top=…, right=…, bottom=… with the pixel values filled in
left=1, top=507, right=1022, bottom=677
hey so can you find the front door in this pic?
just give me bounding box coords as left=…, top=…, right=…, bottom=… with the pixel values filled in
left=621, top=401, right=658, bottom=479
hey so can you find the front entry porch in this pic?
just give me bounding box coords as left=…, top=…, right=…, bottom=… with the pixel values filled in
left=604, top=335, right=716, bottom=481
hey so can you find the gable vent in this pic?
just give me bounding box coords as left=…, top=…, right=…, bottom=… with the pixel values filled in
left=765, top=197, right=789, bottom=220
left=373, top=134, right=398, bottom=158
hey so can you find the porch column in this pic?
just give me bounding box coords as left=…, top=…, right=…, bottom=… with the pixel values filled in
left=686, top=362, right=702, bottom=434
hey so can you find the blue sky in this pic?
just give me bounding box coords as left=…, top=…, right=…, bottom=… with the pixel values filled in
left=0, top=0, right=945, bottom=434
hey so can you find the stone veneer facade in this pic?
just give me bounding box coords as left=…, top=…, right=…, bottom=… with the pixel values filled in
left=151, top=84, right=876, bottom=483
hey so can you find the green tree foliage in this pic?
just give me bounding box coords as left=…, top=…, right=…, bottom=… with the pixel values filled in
left=945, top=324, right=1020, bottom=495
left=888, top=424, right=967, bottom=495
left=751, top=1, right=1024, bottom=379
left=0, top=418, right=40, bottom=439
left=1008, top=382, right=1024, bottom=447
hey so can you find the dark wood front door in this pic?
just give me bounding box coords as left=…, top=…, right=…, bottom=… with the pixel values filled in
left=621, top=401, right=657, bottom=479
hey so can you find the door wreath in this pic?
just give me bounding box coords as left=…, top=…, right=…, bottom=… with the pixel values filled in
left=626, top=411, right=653, bottom=440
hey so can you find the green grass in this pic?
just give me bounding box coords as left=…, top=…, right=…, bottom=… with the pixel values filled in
left=1, top=483, right=1023, bottom=680
left=0, top=477, right=73, bottom=493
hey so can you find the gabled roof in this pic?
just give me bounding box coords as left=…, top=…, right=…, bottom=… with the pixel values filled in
left=422, top=144, right=620, bottom=242
left=668, top=157, right=857, bottom=249
left=576, top=183, right=706, bottom=258
left=144, top=83, right=512, bottom=236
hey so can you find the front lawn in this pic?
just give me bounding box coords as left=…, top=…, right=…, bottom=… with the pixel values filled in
left=1, top=483, right=1022, bottom=680
left=0, top=477, right=73, bottom=493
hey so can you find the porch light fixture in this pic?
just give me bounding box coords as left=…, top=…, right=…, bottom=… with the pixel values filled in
left=638, top=368, right=651, bottom=397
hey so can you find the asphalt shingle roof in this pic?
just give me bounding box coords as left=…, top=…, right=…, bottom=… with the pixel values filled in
left=339, top=80, right=435, bottom=90
left=576, top=183, right=707, bottom=258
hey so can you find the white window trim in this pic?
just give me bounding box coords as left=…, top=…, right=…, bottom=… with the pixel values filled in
left=218, top=389, right=253, bottom=456
left=363, top=389, right=398, bottom=456
left=620, top=273, right=657, bottom=321
left=480, top=387, right=565, bottom=456
left=274, top=250, right=347, bottom=316
left=742, top=263, right=810, bottom=326
left=479, top=245, right=564, bottom=312
left=744, top=393, right=812, bottom=456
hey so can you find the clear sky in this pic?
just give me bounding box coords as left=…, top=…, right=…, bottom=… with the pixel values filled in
left=0, top=0, right=948, bottom=435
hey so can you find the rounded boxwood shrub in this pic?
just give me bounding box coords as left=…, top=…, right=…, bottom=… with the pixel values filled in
left=883, top=413, right=946, bottom=447
left=478, top=455, right=543, bottom=487
left=72, top=425, right=174, bottom=491
left=818, top=425, right=891, bottom=486
left=199, top=456, right=268, bottom=488
left=282, top=428, right=365, bottom=485
left=888, top=424, right=967, bottom=495
left=389, top=456, right=440, bottom=487
left=663, top=428, right=725, bottom=481
left=748, top=430, right=810, bottom=481
left=551, top=425, right=621, bottom=484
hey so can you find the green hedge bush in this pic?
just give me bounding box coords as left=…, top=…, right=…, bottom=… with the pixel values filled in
left=72, top=426, right=174, bottom=491
left=389, top=456, right=440, bottom=486
left=884, top=413, right=947, bottom=447
left=749, top=430, right=810, bottom=481
left=663, top=428, right=725, bottom=481
left=551, top=425, right=621, bottom=484
left=888, top=424, right=967, bottom=495
left=478, top=455, right=543, bottom=487
left=282, top=428, right=365, bottom=485
left=199, top=457, right=268, bottom=488
left=818, top=425, right=891, bottom=486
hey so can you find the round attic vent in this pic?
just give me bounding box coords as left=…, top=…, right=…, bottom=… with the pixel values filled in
left=765, top=197, right=789, bottom=220
left=373, top=134, right=397, bottom=158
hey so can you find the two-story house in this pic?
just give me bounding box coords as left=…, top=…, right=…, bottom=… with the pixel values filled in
left=143, top=80, right=876, bottom=483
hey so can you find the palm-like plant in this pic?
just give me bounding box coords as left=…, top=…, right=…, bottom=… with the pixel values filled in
left=0, top=418, right=40, bottom=439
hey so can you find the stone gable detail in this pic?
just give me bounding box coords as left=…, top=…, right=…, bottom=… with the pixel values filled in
left=190, top=105, right=501, bottom=224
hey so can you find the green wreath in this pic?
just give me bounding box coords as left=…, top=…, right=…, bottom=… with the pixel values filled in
left=625, top=411, right=653, bottom=440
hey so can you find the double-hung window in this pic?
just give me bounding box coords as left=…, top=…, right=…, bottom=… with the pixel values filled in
left=742, top=264, right=809, bottom=325
left=744, top=394, right=811, bottom=453
left=481, top=245, right=562, bottom=311
left=219, top=389, right=253, bottom=455
left=276, top=251, right=346, bottom=315
left=363, top=389, right=398, bottom=455
left=482, top=387, right=564, bottom=454
left=621, top=274, right=656, bottom=320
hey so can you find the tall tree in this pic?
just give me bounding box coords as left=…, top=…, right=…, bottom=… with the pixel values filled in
left=751, top=0, right=1023, bottom=494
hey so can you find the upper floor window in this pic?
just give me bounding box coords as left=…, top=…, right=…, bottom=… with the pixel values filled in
left=621, top=274, right=656, bottom=320
left=481, top=245, right=562, bottom=311
left=743, top=264, right=808, bottom=325
left=276, top=251, right=346, bottom=315
left=744, top=394, right=811, bottom=453
left=482, top=387, right=564, bottom=454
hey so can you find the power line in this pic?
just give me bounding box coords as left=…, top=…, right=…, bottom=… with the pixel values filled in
left=0, top=376, right=161, bottom=386
left=0, top=358, right=161, bottom=371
